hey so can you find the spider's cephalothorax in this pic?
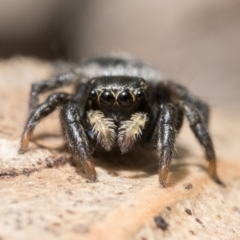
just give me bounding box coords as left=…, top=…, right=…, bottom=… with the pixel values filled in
left=19, top=55, right=223, bottom=187
left=86, top=76, right=148, bottom=154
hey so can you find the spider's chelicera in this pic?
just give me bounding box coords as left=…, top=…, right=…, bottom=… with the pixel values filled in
left=19, top=55, right=223, bottom=187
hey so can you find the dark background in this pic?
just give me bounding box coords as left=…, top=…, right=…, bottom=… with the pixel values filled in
left=0, top=0, right=239, bottom=112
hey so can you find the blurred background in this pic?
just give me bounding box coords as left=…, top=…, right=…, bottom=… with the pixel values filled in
left=0, top=0, right=239, bottom=112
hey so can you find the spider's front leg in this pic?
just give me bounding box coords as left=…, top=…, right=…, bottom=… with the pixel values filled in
left=60, top=102, right=97, bottom=182
left=157, top=103, right=179, bottom=187
left=19, top=93, right=73, bottom=153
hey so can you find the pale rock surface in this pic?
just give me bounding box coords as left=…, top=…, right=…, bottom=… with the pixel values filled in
left=0, top=58, right=239, bottom=240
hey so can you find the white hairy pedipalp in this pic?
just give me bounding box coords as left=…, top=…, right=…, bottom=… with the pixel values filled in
left=87, top=111, right=147, bottom=153
left=118, top=112, right=148, bottom=154
left=87, top=110, right=116, bottom=151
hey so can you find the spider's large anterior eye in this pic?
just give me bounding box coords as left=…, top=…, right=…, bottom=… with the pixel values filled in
left=135, top=90, right=145, bottom=101
left=117, top=90, right=133, bottom=107
left=89, top=90, right=97, bottom=99
left=100, top=90, right=115, bottom=107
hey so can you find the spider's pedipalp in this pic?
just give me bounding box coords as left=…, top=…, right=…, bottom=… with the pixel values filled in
left=118, top=112, right=148, bottom=154
left=87, top=110, right=116, bottom=151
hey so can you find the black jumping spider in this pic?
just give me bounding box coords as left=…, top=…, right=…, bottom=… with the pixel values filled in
left=19, top=55, right=223, bottom=187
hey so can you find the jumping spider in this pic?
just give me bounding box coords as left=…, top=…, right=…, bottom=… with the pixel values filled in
left=19, top=55, right=223, bottom=187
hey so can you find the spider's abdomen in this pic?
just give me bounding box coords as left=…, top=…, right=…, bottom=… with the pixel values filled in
left=78, top=55, right=162, bottom=82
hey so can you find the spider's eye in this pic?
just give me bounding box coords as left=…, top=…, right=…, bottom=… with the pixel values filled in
left=89, top=90, right=97, bottom=99
left=117, top=90, right=133, bottom=107
left=135, top=90, right=145, bottom=101
left=100, top=90, right=115, bottom=107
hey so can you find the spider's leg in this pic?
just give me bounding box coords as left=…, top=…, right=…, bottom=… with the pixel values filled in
left=157, top=103, right=179, bottom=187
left=178, top=101, right=224, bottom=186
left=74, top=83, right=89, bottom=116
left=30, top=72, right=79, bottom=111
left=158, top=81, right=209, bottom=127
left=19, top=93, right=73, bottom=153
left=60, top=101, right=97, bottom=181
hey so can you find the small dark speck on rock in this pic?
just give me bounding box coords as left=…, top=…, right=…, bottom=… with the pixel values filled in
left=184, top=183, right=193, bottom=190
left=45, top=159, right=53, bottom=168
left=166, top=206, right=171, bottom=211
left=232, top=206, right=240, bottom=213
left=85, top=179, right=96, bottom=183
left=189, top=230, right=195, bottom=235
left=23, top=168, right=31, bottom=177
left=67, top=176, right=75, bottom=182
left=52, top=222, right=61, bottom=227
left=16, top=224, right=22, bottom=230
left=66, top=209, right=75, bottom=214
left=195, top=218, right=203, bottom=225
left=185, top=208, right=192, bottom=215
left=154, top=215, right=169, bottom=230
left=65, top=190, right=73, bottom=195
left=28, top=218, right=33, bottom=225
left=72, top=224, right=89, bottom=234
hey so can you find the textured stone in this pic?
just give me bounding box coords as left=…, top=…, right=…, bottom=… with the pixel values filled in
left=0, top=57, right=239, bottom=240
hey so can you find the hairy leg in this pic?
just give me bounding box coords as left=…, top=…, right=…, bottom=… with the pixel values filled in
left=157, top=81, right=209, bottom=127
left=178, top=101, right=224, bottom=186
left=19, top=93, right=73, bottom=153
left=29, top=72, right=79, bottom=111
left=74, top=83, right=89, bottom=117
left=60, top=101, right=97, bottom=181
left=157, top=103, right=179, bottom=187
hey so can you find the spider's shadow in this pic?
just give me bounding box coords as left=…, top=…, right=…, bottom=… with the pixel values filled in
left=74, top=145, right=196, bottom=186
left=33, top=134, right=200, bottom=187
